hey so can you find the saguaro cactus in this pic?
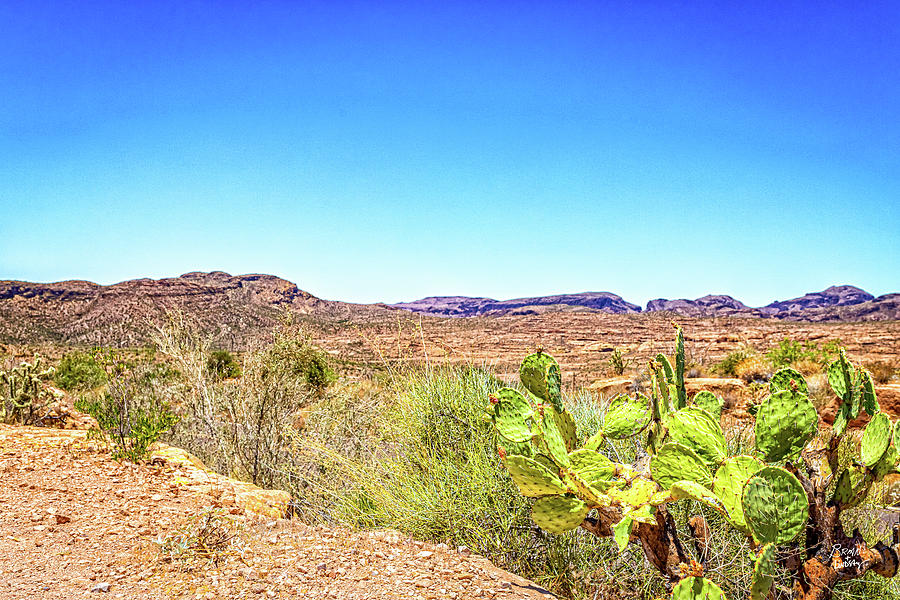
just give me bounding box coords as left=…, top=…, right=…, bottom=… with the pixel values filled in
left=487, top=327, right=900, bottom=600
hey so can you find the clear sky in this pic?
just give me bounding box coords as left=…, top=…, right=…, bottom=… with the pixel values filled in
left=1, top=1, right=898, bottom=308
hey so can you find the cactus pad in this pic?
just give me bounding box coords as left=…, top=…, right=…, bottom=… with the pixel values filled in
left=491, top=388, right=534, bottom=442
left=671, top=576, right=726, bottom=600
left=669, top=480, right=725, bottom=513
left=691, top=391, right=724, bottom=420
left=674, top=325, right=687, bottom=409
left=712, top=455, right=764, bottom=533
left=568, top=449, right=615, bottom=485
left=602, top=394, right=651, bottom=438
left=667, top=407, right=727, bottom=469
left=742, top=466, right=808, bottom=545
left=557, top=409, right=578, bottom=452
left=520, top=352, right=562, bottom=410
left=833, top=465, right=872, bottom=508
left=650, top=443, right=712, bottom=489
left=861, top=412, right=892, bottom=467
left=750, top=543, right=776, bottom=600
left=873, top=442, right=899, bottom=481
left=828, top=351, right=853, bottom=399
left=610, top=478, right=658, bottom=509
left=754, top=388, right=817, bottom=463
left=531, top=494, right=589, bottom=534
left=504, top=455, right=567, bottom=497
left=769, top=367, right=808, bottom=396
left=538, top=406, right=571, bottom=467
left=861, top=370, right=880, bottom=416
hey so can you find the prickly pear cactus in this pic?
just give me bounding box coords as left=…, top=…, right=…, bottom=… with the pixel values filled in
left=670, top=576, right=726, bottom=600
left=712, top=455, right=764, bottom=533
left=691, top=390, right=724, bottom=420
left=602, top=394, right=651, bottom=438
left=750, top=543, right=776, bottom=600
left=754, top=387, right=817, bottom=463
left=531, top=494, right=589, bottom=534
left=651, top=443, right=713, bottom=489
left=861, top=412, right=892, bottom=468
left=742, top=466, right=808, bottom=545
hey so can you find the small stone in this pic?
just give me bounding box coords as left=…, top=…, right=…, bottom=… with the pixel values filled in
left=150, top=494, right=163, bottom=501
left=250, top=583, right=266, bottom=594
left=316, top=562, right=327, bottom=571
left=457, top=546, right=471, bottom=556
left=90, top=582, right=111, bottom=593
left=416, top=550, right=434, bottom=559
left=55, top=514, right=71, bottom=524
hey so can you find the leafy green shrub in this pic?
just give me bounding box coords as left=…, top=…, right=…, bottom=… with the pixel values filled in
left=265, top=330, right=335, bottom=397
left=54, top=351, right=107, bottom=391
left=75, top=363, right=178, bottom=462
left=206, top=349, right=241, bottom=380
left=766, top=337, right=842, bottom=369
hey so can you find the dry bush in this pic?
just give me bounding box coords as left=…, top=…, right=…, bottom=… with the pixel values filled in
left=792, top=357, right=823, bottom=376
left=865, top=361, right=898, bottom=384
left=733, top=355, right=771, bottom=383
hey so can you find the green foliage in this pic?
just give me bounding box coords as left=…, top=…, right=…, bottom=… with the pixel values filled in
left=607, top=347, right=630, bottom=376
left=710, top=348, right=751, bottom=377
left=766, top=336, right=842, bottom=369
left=54, top=351, right=107, bottom=391
left=75, top=362, right=178, bottom=462
left=206, top=349, right=241, bottom=380
left=265, top=329, right=335, bottom=396
left=1, top=358, right=58, bottom=424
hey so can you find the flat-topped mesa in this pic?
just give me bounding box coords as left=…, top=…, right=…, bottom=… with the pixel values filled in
left=645, top=295, right=751, bottom=318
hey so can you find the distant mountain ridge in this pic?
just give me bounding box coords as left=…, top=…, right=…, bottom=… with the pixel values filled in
left=392, top=285, right=898, bottom=321
left=0, top=274, right=897, bottom=348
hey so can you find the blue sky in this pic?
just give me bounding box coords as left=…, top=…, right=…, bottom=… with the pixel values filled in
left=1, top=1, right=898, bottom=307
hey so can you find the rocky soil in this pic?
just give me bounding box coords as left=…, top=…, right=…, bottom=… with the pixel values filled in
left=0, top=426, right=555, bottom=600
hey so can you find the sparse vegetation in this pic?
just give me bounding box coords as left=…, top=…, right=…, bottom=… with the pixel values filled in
left=157, top=508, right=243, bottom=565
left=1, top=358, right=60, bottom=425
left=866, top=361, right=898, bottom=385
left=75, top=358, right=179, bottom=462
left=206, top=349, right=241, bottom=380
left=607, top=347, right=631, bottom=376
left=54, top=350, right=107, bottom=391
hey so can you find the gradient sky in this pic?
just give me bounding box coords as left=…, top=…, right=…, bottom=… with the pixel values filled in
left=1, top=1, right=898, bottom=307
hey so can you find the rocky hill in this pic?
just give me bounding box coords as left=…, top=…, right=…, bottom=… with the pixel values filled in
left=0, top=272, right=385, bottom=348
left=644, top=295, right=752, bottom=317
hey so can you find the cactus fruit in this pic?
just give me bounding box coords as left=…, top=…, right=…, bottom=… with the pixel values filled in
left=670, top=576, right=726, bottom=600
left=489, top=388, right=535, bottom=442
left=666, top=407, right=727, bottom=469
left=861, top=412, right=892, bottom=467
left=602, top=393, right=651, bottom=438
left=769, top=367, right=808, bottom=396
left=742, top=467, right=808, bottom=545
left=753, top=388, right=817, bottom=463
left=531, top=494, right=590, bottom=534
left=520, top=352, right=563, bottom=411
left=750, top=543, right=776, bottom=600
left=712, top=455, right=764, bottom=533
left=651, top=443, right=713, bottom=489
left=504, top=455, right=567, bottom=497
left=691, top=391, right=724, bottom=420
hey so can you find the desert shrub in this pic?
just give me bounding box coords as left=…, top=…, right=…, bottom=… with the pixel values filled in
left=711, top=348, right=751, bottom=377
left=607, top=347, right=630, bottom=376
left=206, top=349, right=241, bottom=380
left=75, top=361, right=179, bottom=462
left=153, top=313, right=330, bottom=488
left=288, top=367, right=658, bottom=599
left=733, top=354, right=771, bottom=383
left=792, top=357, right=824, bottom=376
left=157, top=508, right=243, bottom=565
left=766, top=337, right=842, bottom=370
left=0, top=358, right=60, bottom=425
left=54, top=350, right=107, bottom=391
left=866, top=361, right=898, bottom=385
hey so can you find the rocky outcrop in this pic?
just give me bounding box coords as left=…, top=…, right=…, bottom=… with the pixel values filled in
left=760, top=285, right=875, bottom=317
left=645, top=295, right=751, bottom=317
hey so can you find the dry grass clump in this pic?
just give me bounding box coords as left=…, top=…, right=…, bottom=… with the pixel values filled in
left=865, top=361, right=898, bottom=384
left=733, top=355, right=771, bottom=383
left=791, top=357, right=824, bottom=376
left=157, top=509, right=244, bottom=565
